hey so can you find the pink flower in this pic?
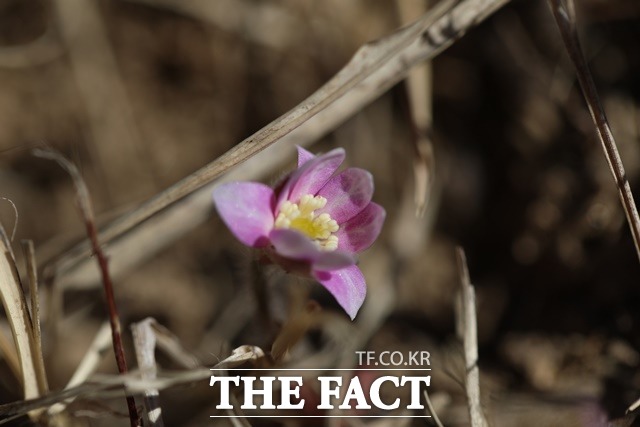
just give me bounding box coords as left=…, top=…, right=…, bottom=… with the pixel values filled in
left=212, top=147, right=386, bottom=319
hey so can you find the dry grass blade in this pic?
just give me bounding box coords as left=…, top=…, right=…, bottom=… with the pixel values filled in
left=0, top=228, right=40, bottom=404
left=149, top=321, right=200, bottom=370
left=628, top=398, right=640, bottom=414
left=227, top=394, right=253, bottom=427
left=21, top=240, right=48, bottom=395
left=130, top=319, right=210, bottom=425
left=397, top=0, right=436, bottom=218
left=547, top=0, right=640, bottom=262
left=0, top=372, right=202, bottom=418
left=456, top=248, right=489, bottom=427
left=0, top=344, right=265, bottom=420
left=132, top=318, right=164, bottom=427
left=0, top=383, right=114, bottom=423
left=216, top=345, right=265, bottom=369
left=48, top=321, right=111, bottom=415
left=0, top=198, right=18, bottom=242
left=46, top=0, right=511, bottom=290
left=423, top=389, right=445, bottom=427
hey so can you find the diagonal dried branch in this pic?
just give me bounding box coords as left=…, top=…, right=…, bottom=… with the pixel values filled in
left=44, top=0, right=511, bottom=291
left=547, top=0, right=640, bottom=262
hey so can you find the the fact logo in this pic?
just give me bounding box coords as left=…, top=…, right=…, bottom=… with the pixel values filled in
left=209, top=351, right=432, bottom=418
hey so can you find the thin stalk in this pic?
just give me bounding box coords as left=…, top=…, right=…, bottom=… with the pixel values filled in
left=548, top=0, right=640, bottom=262
left=456, top=248, right=489, bottom=427
left=21, top=240, right=48, bottom=394
left=131, top=319, right=164, bottom=427
left=33, top=149, right=141, bottom=427
left=423, top=389, right=445, bottom=427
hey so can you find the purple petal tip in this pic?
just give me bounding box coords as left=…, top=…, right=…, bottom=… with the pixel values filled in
left=314, top=265, right=366, bottom=320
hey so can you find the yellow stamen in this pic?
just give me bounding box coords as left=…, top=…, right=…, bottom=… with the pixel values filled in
left=275, top=194, right=339, bottom=251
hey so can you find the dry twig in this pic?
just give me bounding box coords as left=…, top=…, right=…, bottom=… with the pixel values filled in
left=45, top=0, right=511, bottom=292
left=455, top=248, right=489, bottom=427
left=33, top=149, right=141, bottom=427
left=132, top=319, right=165, bottom=427
left=547, top=0, right=640, bottom=262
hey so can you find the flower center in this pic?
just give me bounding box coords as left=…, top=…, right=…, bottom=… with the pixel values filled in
left=274, top=194, right=339, bottom=251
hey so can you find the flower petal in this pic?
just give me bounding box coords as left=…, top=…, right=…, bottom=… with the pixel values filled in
left=317, top=168, right=373, bottom=223
left=213, top=182, right=275, bottom=247
left=297, top=145, right=315, bottom=167
left=314, top=251, right=356, bottom=271
left=313, top=265, right=366, bottom=320
left=269, top=228, right=322, bottom=261
left=335, top=202, right=386, bottom=253
left=278, top=148, right=345, bottom=207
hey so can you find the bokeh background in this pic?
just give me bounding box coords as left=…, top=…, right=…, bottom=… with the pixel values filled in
left=0, top=0, right=640, bottom=425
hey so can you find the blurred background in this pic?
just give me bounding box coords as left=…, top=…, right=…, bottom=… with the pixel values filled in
left=0, top=0, right=640, bottom=425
